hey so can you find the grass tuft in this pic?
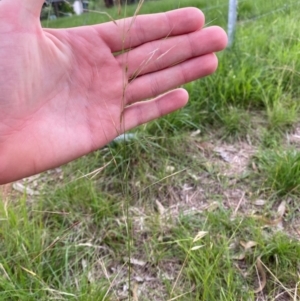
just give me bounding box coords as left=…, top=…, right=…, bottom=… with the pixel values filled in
left=254, top=148, right=300, bottom=196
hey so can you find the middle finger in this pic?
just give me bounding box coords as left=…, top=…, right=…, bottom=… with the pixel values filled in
left=115, top=26, right=226, bottom=79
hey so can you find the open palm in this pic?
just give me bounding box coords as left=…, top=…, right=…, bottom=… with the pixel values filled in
left=0, top=0, right=227, bottom=184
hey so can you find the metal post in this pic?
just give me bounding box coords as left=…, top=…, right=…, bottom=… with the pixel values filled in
left=227, top=0, right=238, bottom=47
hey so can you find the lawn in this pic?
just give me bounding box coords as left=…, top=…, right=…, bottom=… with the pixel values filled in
left=1, top=0, right=300, bottom=300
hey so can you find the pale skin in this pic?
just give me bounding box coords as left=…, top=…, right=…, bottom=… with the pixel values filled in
left=0, top=0, right=227, bottom=184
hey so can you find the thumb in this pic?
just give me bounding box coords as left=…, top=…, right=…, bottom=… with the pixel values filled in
left=2, top=0, right=44, bottom=21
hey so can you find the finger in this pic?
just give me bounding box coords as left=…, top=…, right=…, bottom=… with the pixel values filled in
left=117, top=26, right=227, bottom=78
left=123, top=89, right=188, bottom=131
left=125, top=53, right=217, bottom=105
left=95, top=8, right=205, bottom=52
left=6, top=0, right=44, bottom=19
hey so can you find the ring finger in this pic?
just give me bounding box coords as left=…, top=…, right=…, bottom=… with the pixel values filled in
left=125, top=52, right=218, bottom=106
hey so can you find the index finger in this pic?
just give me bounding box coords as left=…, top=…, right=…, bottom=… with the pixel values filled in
left=95, top=7, right=205, bottom=52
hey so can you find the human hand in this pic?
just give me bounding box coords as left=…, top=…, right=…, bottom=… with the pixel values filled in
left=0, top=0, right=227, bottom=184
